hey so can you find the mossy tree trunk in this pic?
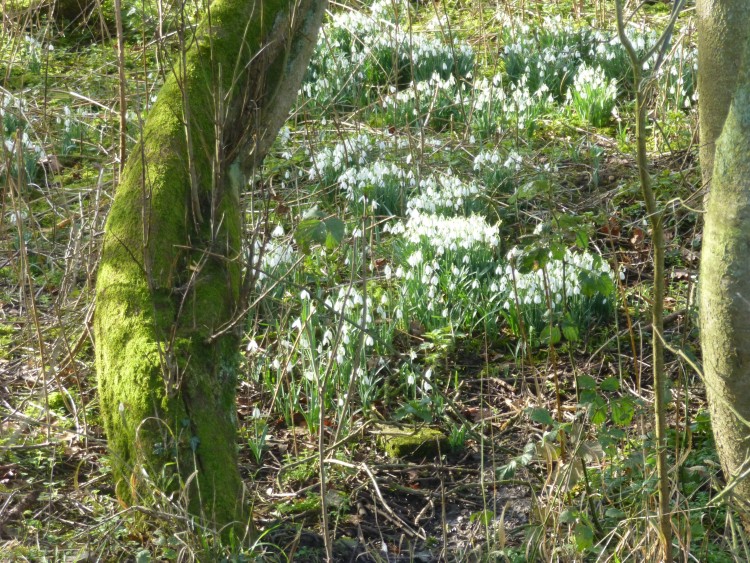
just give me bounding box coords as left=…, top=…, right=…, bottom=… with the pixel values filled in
left=700, top=29, right=750, bottom=519
left=95, top=0, right=326, bottom=533
left=697, top=0, right=750, bottom=191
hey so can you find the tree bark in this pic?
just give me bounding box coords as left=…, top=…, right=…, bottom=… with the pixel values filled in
left=95, top=0, right=326, bottom=533
left=700, top=29, right=750, bottom=519
left=697, top=0, right=750, bottom=191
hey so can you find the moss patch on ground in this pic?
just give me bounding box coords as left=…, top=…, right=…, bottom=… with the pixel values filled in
left=375, top=424, right=448, bottom=459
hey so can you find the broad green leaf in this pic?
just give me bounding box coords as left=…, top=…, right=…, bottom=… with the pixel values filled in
left=600, top=377, right=620, bottom=392
left=517, top=246, right=549, bottom=274
left=577, top=374, right=597, bottom=390
left=541, top=325, right=561, bottom=345
left=579, top=389, right=598, bottom=405
left=580, top=268, right=615, bottom=299
left=574, top=523, right=594, bottom=551
left=295, top=216, right=345, bottom=253
left=520, top=441, right=536, bottom=464
left=605, top=507, right=626, bottom=520
left=527, top=407, right=555, bottom=426
left=575, top=228, right=589, bottom=249
left=470, top=509, right=495, bottom=525
left=562, top=323, right=579, bottom=342
left=549, top=241, right=567, bottom=261
left=323, top=217, right=345, bottom=250
left=589, top=395, right=608, bottom=425
left=611, top=396, right=636, bottom=426
left=559, top=508, right=578, bottom=524
left=509, top=178, right=550, bottom=203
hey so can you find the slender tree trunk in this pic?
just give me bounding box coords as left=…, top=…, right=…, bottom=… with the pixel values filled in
left=700, top=30, right=750, bottom=519
left=95, top=0, right=326, bottom=533
left=697, top=0, right=750, bottom=190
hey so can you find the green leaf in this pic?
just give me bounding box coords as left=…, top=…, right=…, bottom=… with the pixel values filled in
left=497, top=442, right=535, bottom=479
left=295, top=218, right=327, bottom=253
left=556, top=214, right=581, bottom=230
left=323, top=217, right=345, bottom=250
left=496, top=459, right=518, bottom=479
left=605, top=507, right=626, bottom=520
left=541, top=325, right=561, bottom=345
left=574, top=523, right=594, bottom=551
left=509, top=178, right=550, bottom=203
left=577, top=374, right=597, bottom=390
left=470, top=509, right=495, bottom=525
left=516, top=246, right=549, bottom=274
left=580, top=268, right=615, bottom=299
left=527, top=407, right=555, bottom=426
left=589, top=396, right=608, bottom=425
left=549, top=241, right=567, bottom=261
left=575, top=228, right=589, bottom=249
left=562, top=323, right=579, bottom=342
left=520, top=441, right=536, bottom=464
left=579, top=389, right=598, bottom=405
left=600, top=377, right=620, bottom=392
left=295, top=216, right=345, bottom=253
left=611, top=396, right=636, bottom=426
left=559, top=508, right=578, bottom=524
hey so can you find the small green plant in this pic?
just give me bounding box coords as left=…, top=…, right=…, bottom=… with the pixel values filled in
left=246, top=407, right=270, bottom=464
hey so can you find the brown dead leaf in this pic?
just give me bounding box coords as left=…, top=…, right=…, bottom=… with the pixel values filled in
left=630, top=227, right=646, bottom=247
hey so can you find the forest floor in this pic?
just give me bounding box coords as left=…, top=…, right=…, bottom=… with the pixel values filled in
left=0, top=1, right=740, bottom=562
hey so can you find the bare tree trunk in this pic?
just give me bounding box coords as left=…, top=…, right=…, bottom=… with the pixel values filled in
left=700, top=27, right=750, bottom=521
left=95, top=0, right=326, bottom=533
left=697, top=0, right=750, bottom=190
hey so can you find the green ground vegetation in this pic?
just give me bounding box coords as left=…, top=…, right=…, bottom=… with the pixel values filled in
left=0, top=1, right=740, bottom=561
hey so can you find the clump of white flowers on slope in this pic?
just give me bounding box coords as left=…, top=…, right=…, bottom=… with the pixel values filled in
left=303, top=0, right=473, bottom=111
left=495, top=247, right=616, bottom=342
left=568, top=64, right=618, bottom=127
left=386, top=212, right=502, bottom=330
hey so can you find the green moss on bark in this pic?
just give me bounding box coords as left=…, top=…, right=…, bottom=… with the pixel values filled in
left=95, top=0, right=326, bottom=534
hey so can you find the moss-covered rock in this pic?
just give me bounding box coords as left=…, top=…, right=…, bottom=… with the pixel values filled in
left=376, top=424, right=448, bottom=459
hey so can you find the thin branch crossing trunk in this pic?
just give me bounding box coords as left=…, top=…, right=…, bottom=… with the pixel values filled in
left=95, top=0, right=326, bottom=533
